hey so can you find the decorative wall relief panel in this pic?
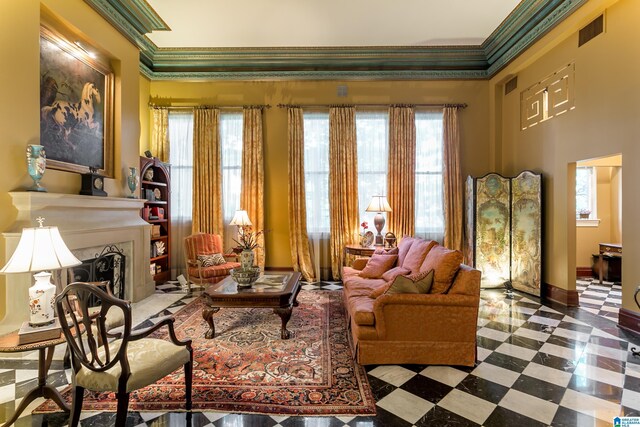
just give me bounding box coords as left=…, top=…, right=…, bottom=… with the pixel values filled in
left=466, top=171, right=542, bottom=296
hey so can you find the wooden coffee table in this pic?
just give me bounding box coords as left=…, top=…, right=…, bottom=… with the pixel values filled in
left=201, top=272, right=302, bottom=340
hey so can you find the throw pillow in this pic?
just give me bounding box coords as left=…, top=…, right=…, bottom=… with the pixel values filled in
left=197, top=253, right=226, bottom=267
left=396, top=236, right=415, bottom=266
left=368, top=282, right=392, bottom=299
left=360, top=254, right=399, bottom=279
left=370, top=269, right=434, bottom=298
left=401, top=239, right=437, bottom=273
left=382, top=266, right=411, bottom=282
left=374, top=247, right=399, bottom=255
left=419, top=245, right=463, bottom=294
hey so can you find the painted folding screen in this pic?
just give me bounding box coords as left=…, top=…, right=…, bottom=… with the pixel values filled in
left=466, top=171, right=542, bottom=296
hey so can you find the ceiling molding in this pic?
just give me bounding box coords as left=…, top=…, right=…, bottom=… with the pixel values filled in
left=85, top=0, right=587, bottom=81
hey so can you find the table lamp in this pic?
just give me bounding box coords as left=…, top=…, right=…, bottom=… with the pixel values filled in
left=365, top=196, right=392, bottom=246
left=230, top=209, right=252, bottom=233
left=0, top=217, right=81, bottom=326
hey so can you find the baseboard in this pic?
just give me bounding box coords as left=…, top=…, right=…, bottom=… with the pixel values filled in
left=576, top=267, right=593, bottom=278
left=618, top=308, right=640, bottom=335
left=264, top=266, right=295, bottom=272
left=542, top=282, right=579, bottom=307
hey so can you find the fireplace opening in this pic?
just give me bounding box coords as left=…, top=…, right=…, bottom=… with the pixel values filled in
left=68, top=245, right=126, bottom=301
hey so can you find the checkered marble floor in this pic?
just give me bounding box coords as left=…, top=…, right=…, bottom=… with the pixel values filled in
left=577, top=278, right=623, bottom=323
left=2, top=281, right=640, bottom=426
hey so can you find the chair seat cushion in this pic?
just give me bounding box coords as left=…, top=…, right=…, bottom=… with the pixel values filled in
left=75, top=338, right=190, bottom=392
left=188, top=261, right=241, bottom=279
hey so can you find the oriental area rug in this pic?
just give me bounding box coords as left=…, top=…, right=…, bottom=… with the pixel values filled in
left=36, top=290, right=376, bottom=416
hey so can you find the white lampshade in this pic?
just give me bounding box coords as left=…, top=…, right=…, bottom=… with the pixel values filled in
left=365, top=196, right=392, bottom=213
left=0, top=226, right=81, bottom=274
left=229, top=210, right=253, bottom=227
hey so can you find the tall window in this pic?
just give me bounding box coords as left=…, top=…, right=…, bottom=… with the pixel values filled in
left=220, top=112, right=243, bottom=249
left=168, top=112, right=194, bottom=220
left=303, top=112, right=330, bottom=233
left=415, top=111, right=444, bottom=240
left=356, top=112, right=389, bottom=226
left=576, top=166, right=596, bottom=219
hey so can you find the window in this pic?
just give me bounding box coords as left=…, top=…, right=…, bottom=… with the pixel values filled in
left=576, top=166, right=597, bottom=220
left=356, top=112, right=389, bottom=226
left=415, top=111, right=444, bottom=240
left=303, top=112, right=330, bottom=233
left=168, top=112, right=194, bottom=220
left=220, top=112, right=243, bottom=223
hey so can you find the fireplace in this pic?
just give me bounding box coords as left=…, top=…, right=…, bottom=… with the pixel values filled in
left=1, top=192, right=154, bottom=334
left=69, top=245, right=126, bottom=300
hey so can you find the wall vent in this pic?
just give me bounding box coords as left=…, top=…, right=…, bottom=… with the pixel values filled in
left=579, top=14, right=604, bottom=47
left=505, top=76, right=518, bottom=95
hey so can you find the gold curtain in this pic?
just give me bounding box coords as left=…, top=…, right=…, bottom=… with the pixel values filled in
left=241, top=107, right=265, bottom=267
left=192, top=108, right=224, bottom=236
left=443, top=106, right=463, bottom=251
left=387, top=106, right=416, bottom=239
left=151, top=107, right=169, bottom=162
left=287, top=107, right=316, bottom=282
left=329, top=106, right=359, bottom=280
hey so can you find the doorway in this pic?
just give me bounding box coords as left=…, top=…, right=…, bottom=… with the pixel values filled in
left=574, top=154, right=622, bottom=322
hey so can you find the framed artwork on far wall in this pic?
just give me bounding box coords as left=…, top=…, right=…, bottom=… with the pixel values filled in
left=39, top=25, right=114, bottom=177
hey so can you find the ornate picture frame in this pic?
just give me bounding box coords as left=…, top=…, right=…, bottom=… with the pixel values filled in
left=39, top=25, right=114, bottom=177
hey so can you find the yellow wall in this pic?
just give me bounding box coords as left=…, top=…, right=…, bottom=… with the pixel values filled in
left=490, top=0, right=639, bottom=312
left=0, top=0, right=140, bottom=321
left=147, top=80, right=491, bottom=267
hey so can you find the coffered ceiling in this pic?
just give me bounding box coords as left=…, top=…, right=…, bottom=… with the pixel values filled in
left=84, top=0, right=588, bottom=80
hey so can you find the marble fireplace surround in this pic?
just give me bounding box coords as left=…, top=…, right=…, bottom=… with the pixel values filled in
left=0, top=192, right=154, bottom=334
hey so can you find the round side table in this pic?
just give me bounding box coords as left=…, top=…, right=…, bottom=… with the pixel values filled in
left=0, top=331, right=70, bottom=426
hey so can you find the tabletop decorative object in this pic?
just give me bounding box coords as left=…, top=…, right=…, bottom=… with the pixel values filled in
left=26, top=144, right=47, bottom=192
left=127, top=166, right=139, bottom=198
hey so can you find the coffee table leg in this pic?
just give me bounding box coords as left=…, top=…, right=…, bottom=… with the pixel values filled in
left=202, top=307, right=220, bottom=339
left=274, top=306, right=293, bottom=339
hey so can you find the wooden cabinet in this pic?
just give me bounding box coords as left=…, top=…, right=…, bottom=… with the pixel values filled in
left=140, top=156, right=171, bottom=285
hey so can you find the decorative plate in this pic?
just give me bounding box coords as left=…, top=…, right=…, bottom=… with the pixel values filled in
left=361, top=231, right=374, bottom=247
left=153, top=188, right=161, bottom=200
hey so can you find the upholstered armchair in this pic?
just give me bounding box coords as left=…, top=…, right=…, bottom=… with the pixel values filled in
left=56, top=282, right=192, bottom=427
left=183, top=233, right=241, bottom=291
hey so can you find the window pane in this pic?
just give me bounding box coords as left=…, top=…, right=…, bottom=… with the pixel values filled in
left=221, top=112, right=243, bottom=223
left=304, top=112, right=330, bottom=233
left=168, top=112, right=194, bottom=220
left=576, top=166, right=595, bottom=217
left=356, top=112, right=389, bottom=228
left=415, top=111, right=444, bottom=235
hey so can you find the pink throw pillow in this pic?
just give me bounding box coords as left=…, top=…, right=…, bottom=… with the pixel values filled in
left=382, top=266, right=411, bottom=282
left=360, top=254, right=399, bottom=279
left=374, top=247, right=399, bottom=255
left=396, top=236, right=415, bottom=266
left=401, top=239, right=437, bottom=273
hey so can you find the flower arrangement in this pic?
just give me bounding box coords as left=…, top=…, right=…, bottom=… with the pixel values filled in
left=578, top=209, right=591, bottom=219
left=360, top=221, right=369, bottom=236
left=233, top=227, right=265, bottom=251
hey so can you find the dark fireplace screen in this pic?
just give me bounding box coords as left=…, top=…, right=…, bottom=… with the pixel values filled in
left=68, top=245, right=126, bottom=300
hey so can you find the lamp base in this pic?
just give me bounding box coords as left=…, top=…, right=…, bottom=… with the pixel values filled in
left=28, top=272, right=57, bottom=327
left=373, top=212, right=385, bottom=246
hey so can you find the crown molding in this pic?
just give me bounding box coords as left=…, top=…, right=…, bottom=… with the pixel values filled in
left=85, top=0, right=587, bottom=81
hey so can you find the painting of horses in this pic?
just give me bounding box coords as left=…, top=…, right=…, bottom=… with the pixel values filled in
left=39, top=26, right=113, bottom=176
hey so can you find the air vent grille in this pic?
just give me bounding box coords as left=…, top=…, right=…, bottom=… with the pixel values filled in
left=579, top=14, right=604, bottom=47
left=505, top=76, right=518, bottom=95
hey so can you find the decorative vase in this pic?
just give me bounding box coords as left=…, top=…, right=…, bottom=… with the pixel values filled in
left=127, top=166, right=139, bottom=198
left=240, top=249, right=255, bottom=269
left=26, top=144, right=47, bottom=192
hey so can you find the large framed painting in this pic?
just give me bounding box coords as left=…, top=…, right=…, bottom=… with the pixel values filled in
left=39, top=25, right=114, bottom=177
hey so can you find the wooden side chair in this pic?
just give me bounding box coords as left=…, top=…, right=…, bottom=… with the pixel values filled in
left=56, top=282, right=192, bottom=426
left=183, top=233, right=240, bottom=292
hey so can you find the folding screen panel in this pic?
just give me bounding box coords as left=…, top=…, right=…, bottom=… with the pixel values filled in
left=466, top=171, right=542, bottom=296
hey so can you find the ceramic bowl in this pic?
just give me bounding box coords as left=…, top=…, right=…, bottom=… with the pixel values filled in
left=230, top=267, right=261, bottom=287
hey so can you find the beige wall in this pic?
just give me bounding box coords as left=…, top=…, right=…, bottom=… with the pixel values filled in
left=147, top=80, right=491, bottom=268
left=490, top=0, right=639, bottom=313
left=0, top=0, right=141, bottom=321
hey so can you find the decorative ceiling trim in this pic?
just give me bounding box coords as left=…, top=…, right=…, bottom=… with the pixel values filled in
left=85, top=0, right=587, bottom=81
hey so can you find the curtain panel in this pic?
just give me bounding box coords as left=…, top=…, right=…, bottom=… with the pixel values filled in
left=151, top=107, right=169, bottom=162
left=287, top=107, right=316, bottom=282
left=329, top=107, right=359, bottom=280
left=241, top=107, right=266, bottom=267
left=443, top=106, right=463, bottom=251
left=192, top=108, right=224, bottom=236
left=387, top=106, right=416, bottom=239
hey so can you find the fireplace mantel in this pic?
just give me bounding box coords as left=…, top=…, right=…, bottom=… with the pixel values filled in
left=1, top=192, right=154, bottom=334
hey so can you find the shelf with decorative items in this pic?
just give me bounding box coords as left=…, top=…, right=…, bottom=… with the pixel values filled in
left=140, top=156, right=171, bottom=285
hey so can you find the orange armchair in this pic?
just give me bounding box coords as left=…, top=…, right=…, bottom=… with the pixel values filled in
left=184, top=233, right=240, bottom=292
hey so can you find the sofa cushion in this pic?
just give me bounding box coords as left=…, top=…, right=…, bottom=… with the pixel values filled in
left=387, top=269, right=434, bottom=295
left=396, top=236, right=415, bottom=266
left=360, top=254, right=398, bottom=279
left=347, top=295, right=376, bottom=326
left=382, top=266, right=411, bottom=282
left=420, top=245, right=463, bottom=294
left=342, top=266, right=362, bottom=277
left=401, top=239, right=437, bottom=273
left=368, top=282, right=392, bottom=299
left=343, top=276, right=387, bottom=298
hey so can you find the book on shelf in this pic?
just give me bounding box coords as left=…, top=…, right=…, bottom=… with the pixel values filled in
left=18, top=318, right=61, bottom=345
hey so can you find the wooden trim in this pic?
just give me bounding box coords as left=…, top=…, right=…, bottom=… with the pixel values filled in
left=618, top=308, right=640, bottom=335
left=542, top=282, right=579, bottom=307
left=576, top=267, right=594, bottom=278
left=264, top=267, right=295, bottom=272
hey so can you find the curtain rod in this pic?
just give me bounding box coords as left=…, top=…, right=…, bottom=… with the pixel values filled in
left=149, top=104, right=271, bottom=110
left=276, top=102, right=467, bottom=109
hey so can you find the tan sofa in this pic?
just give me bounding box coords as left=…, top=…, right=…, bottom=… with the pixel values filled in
left=342, top=237, right=481, bottom=366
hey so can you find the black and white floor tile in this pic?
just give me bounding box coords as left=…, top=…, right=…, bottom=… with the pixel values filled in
left=577, top=277, right=623, bottom=322
left=2, top=281, right=640, bottom=426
